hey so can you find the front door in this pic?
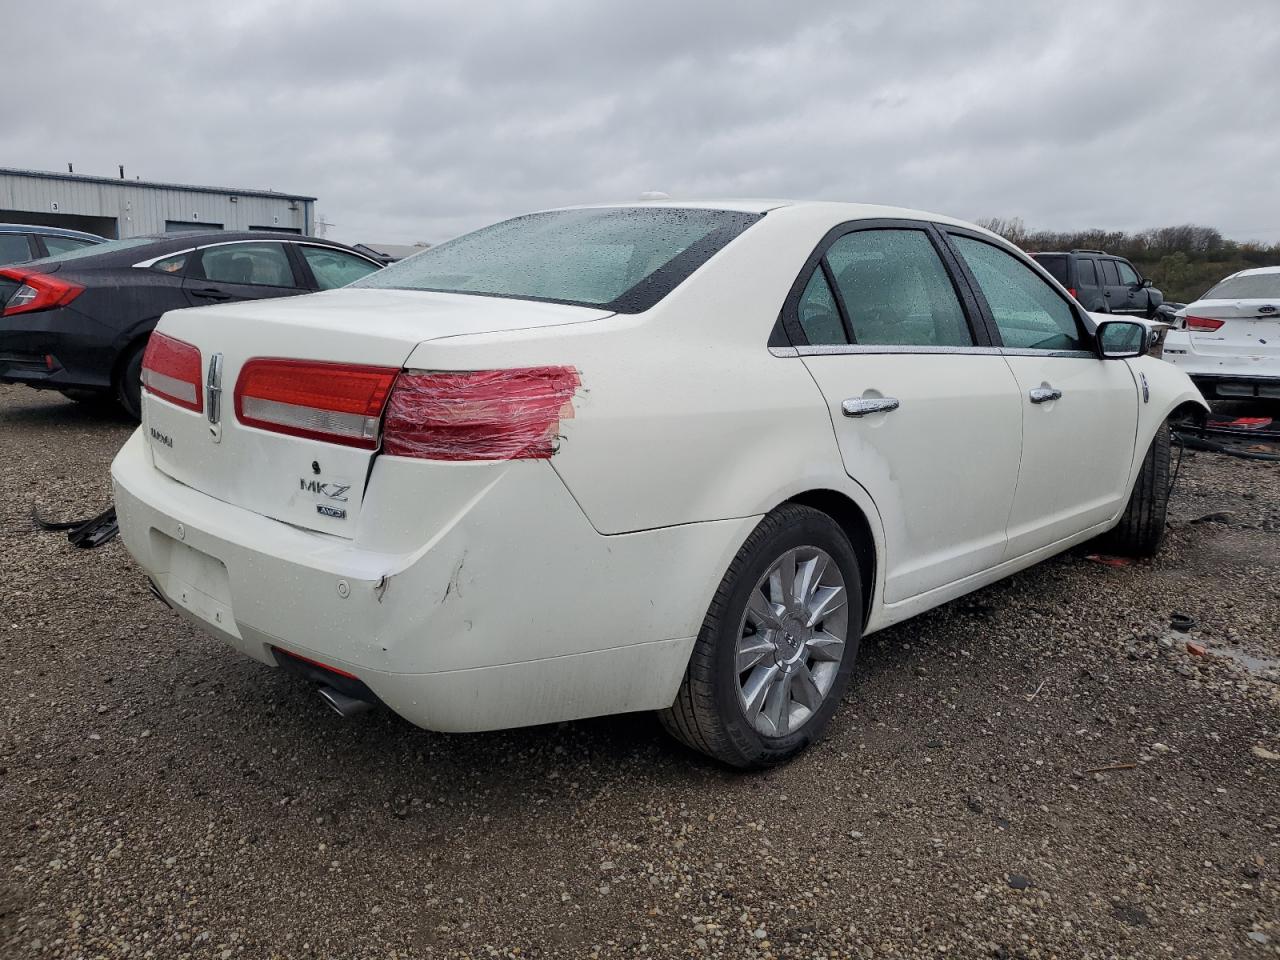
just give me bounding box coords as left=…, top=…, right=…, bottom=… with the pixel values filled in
left=946, top=233, right=1140, bottom=558
left=788, top=224, right=1024, bottom=604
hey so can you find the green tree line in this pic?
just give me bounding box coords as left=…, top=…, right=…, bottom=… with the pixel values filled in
left=977, top=217, right=1280, bottom=304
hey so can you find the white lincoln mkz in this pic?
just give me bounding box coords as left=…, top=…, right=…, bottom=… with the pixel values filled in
left=112, top=201, right=1207, bottom=767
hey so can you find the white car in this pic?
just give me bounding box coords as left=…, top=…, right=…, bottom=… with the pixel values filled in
left=111, top=201, right=1206, bottom=768
left=1163, top=265, right=1280, bottom=399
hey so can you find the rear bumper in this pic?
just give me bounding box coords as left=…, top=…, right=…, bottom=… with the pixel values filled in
left=1162, top=333, right=1280, bottom=398
left=111, top=429, right=754, bottom=732
left=0, top=305, right=115, bottom=392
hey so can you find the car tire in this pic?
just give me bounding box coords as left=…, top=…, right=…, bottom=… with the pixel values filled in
left=659, top=504, right=863, bottom=768
left=1107, top=421, right=1171, bottom=557
left=115, top=341, right=146, bottom=420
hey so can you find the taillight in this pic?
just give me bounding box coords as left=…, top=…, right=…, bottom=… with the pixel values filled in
left=383, top=366, right=580, bottom=461
left=0, top=268, right=84, bottom=316
left=141, top=332, right=203, bottom=412
left=1185, top=315, right=1225, bottom=331
left=234, top=358, right=398, bottom=448
left=1066, top=287, right=1078, bottom=299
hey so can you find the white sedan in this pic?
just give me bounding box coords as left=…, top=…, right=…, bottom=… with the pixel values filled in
left=1162, top=265, right=1280, bottom=399
left=111, top=201, right=1207, bottom=768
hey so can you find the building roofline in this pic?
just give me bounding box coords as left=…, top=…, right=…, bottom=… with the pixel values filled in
left=0, top=167, right=317, bottom=203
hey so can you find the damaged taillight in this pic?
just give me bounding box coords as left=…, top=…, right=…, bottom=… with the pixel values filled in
left=0, top=268, right=84, bottom=316
left=382, top=366, right=580, bottom=461
left=1185, top=315, right=1225, bottom=331
left=141, top=332, right=203, bottom=412
left=234, top=359, right=399, bottom=448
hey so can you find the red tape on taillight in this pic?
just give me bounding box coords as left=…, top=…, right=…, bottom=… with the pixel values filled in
left=234, top=358, right=399, bottom=448
left=1185, top=315, right=1225, bottom=331
left=383, top=366, right=580, bottom=461
left=0, top=267, right=84, bottom=316
left=141, top=332, right=203, bottom=412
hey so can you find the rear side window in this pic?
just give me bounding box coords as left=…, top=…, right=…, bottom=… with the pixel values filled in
left=42, top=235, right=96, bottom=256
left=1075, top=258, right=1098, bottom=287
left=198, top=243, right=296, bottom=288
left=299, top=245, right=380, bottom=290
left=825, top=229, right=972, bottom=347
left=0, top=233, right=33, bottom=264
left=797, top=268, right=847, bottom=345
left=1032, top=254, right=1067, bottom=284
left=354, top=207, right=761, bottom=313
left=1100, top=260, right=1121, bottom=285
left=952, top=236, right=1085, bottom=351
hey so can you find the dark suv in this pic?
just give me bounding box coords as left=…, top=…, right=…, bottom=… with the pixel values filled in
left=1031, top=249, right=1164, bottom=318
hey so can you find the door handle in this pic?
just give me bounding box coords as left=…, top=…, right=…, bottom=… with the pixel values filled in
left=842, top=397, right=900, bottom=418
left=1028, top=386, right=1062, bottom=404
left=190, top=287, right=232, bottom=301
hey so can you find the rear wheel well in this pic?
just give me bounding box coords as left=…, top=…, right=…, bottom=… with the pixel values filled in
left=785, top=489, right=876, bottom=629
left=111, top=328, right=154, bottom=388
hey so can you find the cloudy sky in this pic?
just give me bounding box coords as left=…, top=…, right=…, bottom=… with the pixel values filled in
left=7, top=1, right=1279, bottom=245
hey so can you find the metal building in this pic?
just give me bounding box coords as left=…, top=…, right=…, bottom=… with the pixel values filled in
left=0, top=167, right=315, bottom=239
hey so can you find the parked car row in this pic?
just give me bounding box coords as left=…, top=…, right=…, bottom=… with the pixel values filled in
left=0, top=233, right=381, bottom=416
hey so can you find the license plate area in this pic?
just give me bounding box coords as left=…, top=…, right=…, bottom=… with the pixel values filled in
left=150, top=530, right=239, bottom=638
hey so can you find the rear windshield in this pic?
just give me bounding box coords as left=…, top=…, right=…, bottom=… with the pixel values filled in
left=27, top=236, right=153, bottom=266
left=353, top=207, right=762, bottom=312
left=1031, top=254, right=1068, bottom=284
left=1202, top=273, right=1280, bottom=301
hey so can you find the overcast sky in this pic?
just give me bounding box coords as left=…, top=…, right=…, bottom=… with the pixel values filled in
left=7, top=1, right=1279, bottom=245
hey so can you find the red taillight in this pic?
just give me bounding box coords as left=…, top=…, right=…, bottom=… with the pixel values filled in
left=141, top=332, right=203, bottom=412
left=383, top=366, right=580, bottom=461
left=0, top=268, right=84, bottom=316
left=234, top=358, right=398, bottom=448
left=1186, top=315, right=1225, bottom=331
left=1066, top=287, right=1078, bottom=299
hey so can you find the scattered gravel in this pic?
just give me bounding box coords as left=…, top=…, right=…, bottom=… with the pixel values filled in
left=2, top=384, right=1278, bottom=959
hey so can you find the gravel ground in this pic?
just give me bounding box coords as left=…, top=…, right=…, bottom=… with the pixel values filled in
left=1, top=382, right=1278, bottom=960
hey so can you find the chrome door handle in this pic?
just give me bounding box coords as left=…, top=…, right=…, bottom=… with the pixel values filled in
left=842, top=397, right=900, bottom=418
left=1029, top=386, right=1063, bottom=404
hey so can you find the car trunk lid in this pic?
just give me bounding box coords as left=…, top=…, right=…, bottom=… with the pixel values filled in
left=1185, top=299, right=1280, bottom=357
left=142, top=288, right=612, bottom=537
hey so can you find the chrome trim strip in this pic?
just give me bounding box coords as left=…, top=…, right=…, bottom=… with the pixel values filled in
left=792, top=344, right=1097, bottom=359
left=132, top=239, right=381, bottom=270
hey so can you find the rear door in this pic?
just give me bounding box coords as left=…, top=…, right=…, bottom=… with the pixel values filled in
left=788, top=221, right=1024, bottom=604
left=945, top=231, right=1139, bottom=558
left=182, top=241, right=305, bottom=306
left=1099, top=258, right=1129, bottom=314
left=1072, top=257, right=1104, bottom=312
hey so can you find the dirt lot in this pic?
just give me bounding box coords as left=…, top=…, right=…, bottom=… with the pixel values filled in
left=1, top=382, right=1278, bottom=960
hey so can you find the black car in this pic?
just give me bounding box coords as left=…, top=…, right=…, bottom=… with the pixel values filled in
left=0, top=223, right=104, bottom=264
left=1030, top=249, right=1164, bottom=318
left=0, top=232, right=382, bottom=417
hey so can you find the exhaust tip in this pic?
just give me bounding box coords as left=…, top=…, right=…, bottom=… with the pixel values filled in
left=318, top=685, right=373, bottom=718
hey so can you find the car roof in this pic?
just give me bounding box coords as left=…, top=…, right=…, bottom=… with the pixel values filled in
left=1226, top=265, right=1280, bottom=277
left=0, top=222, right=103, bottom=241
left=541, top=199, right=999, bottom=234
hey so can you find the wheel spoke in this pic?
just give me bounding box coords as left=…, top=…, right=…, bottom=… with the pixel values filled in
left=746, top=587, right=783, bottom=630
left=768, top=549, right=797, bottom=607
left=791, top=662, right=823, bottom=710
left=795, top=553, right=829, bottom=604
left=762, top=670, right=793, bottom=736
left=736, top=636, right=775, bottom=673
left=805, top=631, right=845, bottom=663
left=805, top=584, right=846, bottom=627
left=741, top=663, right=780, bottom=724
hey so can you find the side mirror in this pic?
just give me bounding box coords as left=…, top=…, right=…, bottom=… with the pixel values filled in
left=1097, top=319, right=1150, bottom=359
left=1141, top=278, right=1153, bottom=288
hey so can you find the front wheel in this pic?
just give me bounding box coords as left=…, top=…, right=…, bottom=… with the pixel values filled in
left=660, top=504, right=863, bottom=768
left=1107, top=422, right=1171, bottom=557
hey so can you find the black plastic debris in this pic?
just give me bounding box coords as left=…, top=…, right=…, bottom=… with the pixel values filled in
left=32, top=505, right=119, bottom=548
left=1170, top=613, right=1196, bottom=633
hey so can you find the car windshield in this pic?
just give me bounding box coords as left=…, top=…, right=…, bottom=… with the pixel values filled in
left=353, top=207, right=762, bottom=312
left=27, top=236, right=154, bottom=266
left=1202, top=273, right=1280, bottom=300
